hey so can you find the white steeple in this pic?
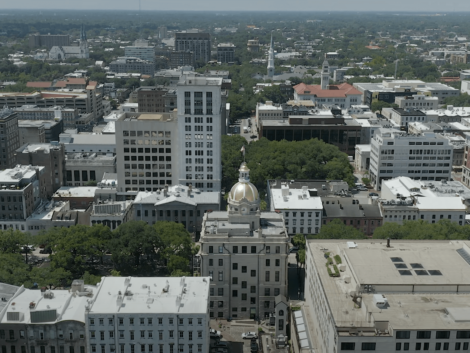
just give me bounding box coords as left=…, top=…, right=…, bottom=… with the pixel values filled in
left=267, top=33, right=275, bottom=79
left=321, top=60, right=330, bottom=90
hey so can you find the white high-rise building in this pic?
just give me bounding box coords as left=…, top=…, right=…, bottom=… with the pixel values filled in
left=369, top=128, right=453, bottom=189
left=177, top=76, right=223, bottom=192
left=85, top=276, right=211, bottom=353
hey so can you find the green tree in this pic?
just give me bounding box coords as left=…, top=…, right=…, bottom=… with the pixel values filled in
left=0, top=228, right=28, bottom=254
left=371, top=100, right=398, bottom=113
left=309, top=219, right=367, bottom=239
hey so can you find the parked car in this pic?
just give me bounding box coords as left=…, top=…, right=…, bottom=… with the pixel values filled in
left=209, top=329, right=221, bottom=339
left=288, top=247, right=299, bottom=254
left=250, top=341, right=259, bottom=352
left=210, top=348, right=227, bottom=353
left=213, top=341, right=229, bottom=349
left=357, top=186, right=368, bottom=191
left=242, top=332, right=258, bottom=340
left=369, top=192, right=379, bottom=197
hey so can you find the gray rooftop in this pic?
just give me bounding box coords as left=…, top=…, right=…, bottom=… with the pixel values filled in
left=308, top=240, right=470, bottom=331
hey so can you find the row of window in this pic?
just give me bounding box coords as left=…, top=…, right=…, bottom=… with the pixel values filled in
left=210, top=286, right=281, bottom=296
left=208, top=259, right=281, bottom=267
left=90, top=317, right=203, bottom=326
left=90, top=330, right=203, bottom=340
left=283, top=211, right=320, bottom=218
left=122, top=131, right=172, bottom=138
left=342, top=340, right=470, bottom=351
left=184, top=117, right=213, bottom=124
left=91, top=343, right=202, bottom=353
left=286, top=219, right=319, bottom=226
left=123, top=140, right=171, bottom=146
left=123, top=148, right=170, bottom=154
left=136, top=210, right=202, bottom=218
left=208, top=245, right=281, bottom=254
left=0, top=346, right=83, bottom=353
left=396, top=330, right=470, bottom=339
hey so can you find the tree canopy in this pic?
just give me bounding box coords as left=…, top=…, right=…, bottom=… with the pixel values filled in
left=0, top=220, right=196, bottom=288
left=222, top=135, right=355, bottom=195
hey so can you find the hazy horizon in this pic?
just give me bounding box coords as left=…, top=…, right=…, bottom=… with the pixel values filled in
left=1, top=0, right=470, bottom=12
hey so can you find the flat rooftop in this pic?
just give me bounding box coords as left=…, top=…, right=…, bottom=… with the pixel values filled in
left=271, top=187, right=323, bottom=210
left=53, top=186, right=98, bottom=198
left=204, top=211, right=287, bottom=238
left=88, top=276, right=210, bottom=314
left=308, top=240, right=470, bottom=330
left=0, top=165, right=43, bottom=184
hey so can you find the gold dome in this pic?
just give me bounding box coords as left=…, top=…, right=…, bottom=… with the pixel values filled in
left=229, top=182, right=259, bottom=203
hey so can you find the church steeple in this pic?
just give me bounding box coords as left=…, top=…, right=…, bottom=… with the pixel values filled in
left=321, top=60, right=330, bottom=90
left=80, top=25, right=87, bottom=42
left=267, top=32, right=275, bottom=79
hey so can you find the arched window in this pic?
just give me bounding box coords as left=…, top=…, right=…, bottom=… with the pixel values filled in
left=279, top=310, right=284, bottom=316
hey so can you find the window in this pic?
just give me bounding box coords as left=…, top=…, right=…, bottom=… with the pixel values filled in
left=266, top=259, right=270, bottom=266
left=251, top=246, right=256, bottom=253
left=218, top=288, right=224, bottom=296
left=396, top=331, right=410, bottom=339
left=251, top=270, right=256, bottom=277
left=250, top=286, right=256, bottom=293
left=232, top=290, right=238, bottom=297
left=242, top=266, right=247, bottom=273
left=457, top=331, right=470, bottom=339
left=275, top=271, right=280, bottom=282
left=417, top=331, right=431, bottom=339
left=396, top=343, right=401, bottom=351
left=341, top=343, right=355, bottom=350
left=404, top=343, right=409, bottom=351
left=218, top=270, right=223, bottom=281
left=208, top=246, right=213, bottom=253
left=232, top=277, right=238, bottom=285
left=218, top=259, right=223, bottom=266
left=242, top=246, right=247, bottom=254
left=241, top=281, right=247, bottom=289
left=436, top=343, right=441, bottom=351
left=265, top=271, right=270, bottom=282
left=265, top=288, right=270, bottom=296
left=233, top=263, right=238, bottom=270
left=443, top=343, right=449, bottom=351
left=436, top=331, right=450, bottom=339
left=233, top=246, right=238, bottom=253
left=362, top=343, right=376, bottom=351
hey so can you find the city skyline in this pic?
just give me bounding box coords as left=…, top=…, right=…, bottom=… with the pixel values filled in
left=1, top=0, right=470, bottom=12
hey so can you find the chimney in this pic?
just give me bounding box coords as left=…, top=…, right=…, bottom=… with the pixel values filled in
left=164, top=184, right=169, bottom=197
left=187, top=184, right=192, bottom=196
left=387, top=238, right=390, bottom=248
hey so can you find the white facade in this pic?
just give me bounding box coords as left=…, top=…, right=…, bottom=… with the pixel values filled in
left=268, top=182, right=322, bottom=235
left=85, top=276, right=210, bottom=353
left=389, top=108, right=427, bottom=127
left=369, top=129, right=453, bottom=188
left=124, top=46, right=155, bottom=63
left=462, top=80, right=470, bottom=94
left=354, top=144, right=371, bottom=172
left=176, top=76, right=223, bottom=192
left=395, top=94, right=439, bottom=110
left=379, top=177, right=467, bottom=225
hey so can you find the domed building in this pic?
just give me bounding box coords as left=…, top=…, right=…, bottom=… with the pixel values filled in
left=227, top=162, right=261, bottom=229
left=199, top=161, right=289, bottom=321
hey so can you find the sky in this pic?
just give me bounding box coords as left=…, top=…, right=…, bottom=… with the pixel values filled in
left=2, top=0, right=470, bottom=12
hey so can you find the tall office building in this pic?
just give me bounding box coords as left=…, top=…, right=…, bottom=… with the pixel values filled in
left=115, top=112, right=178, bottom=194
left=0, top=108, right=20, bottom=169
left=174, top=31, right=211, bottom=64
left=177, top=76, right=223, bottom=192
left=217, top=43, right=236, bottom=63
